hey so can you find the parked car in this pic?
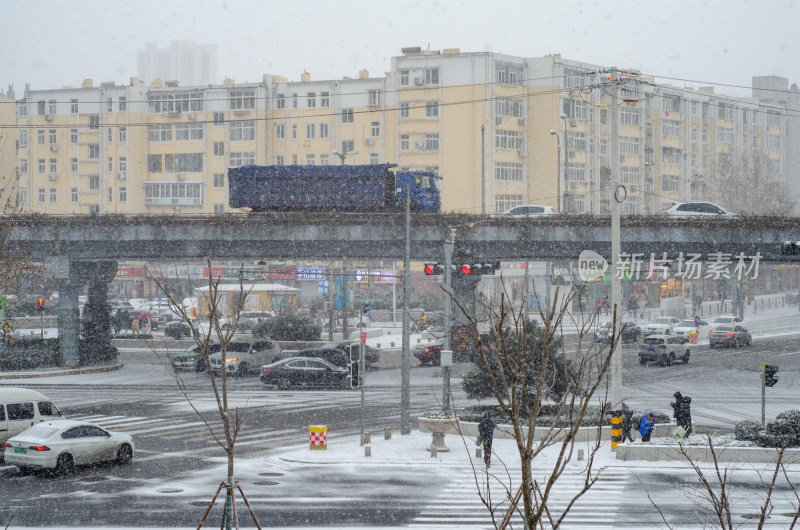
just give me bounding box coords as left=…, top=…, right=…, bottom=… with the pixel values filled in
left=710, top=315, right=743, bottom=330
left=594, top=321, right=641, bottom=343
left=659, top=201, right=736, bottom=217
left=320, top=341, right=380, bottom=369
left=164, top=321, right=194, bottom=339
left=260, top=357, right=352, bottom=390
left=414, top=338, right=445, bottom=365
left=170, top=343, right=221, bottom=372
left=292, top=348, right=349, bottom=368
left=3, top=419, right=134, bottom=474
left=209, top=339, right=283, bottom=376
left=495, top=204, right=558, bottom=217
left=643, top=316, right=681, bottom=336
left=672, top=319, right=711, bottom=341
left=709, top=324, right=752, bottom=348
left=638, top=335, right=691, bottom=366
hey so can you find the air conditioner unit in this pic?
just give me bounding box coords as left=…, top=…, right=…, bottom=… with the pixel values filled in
left=49, top=144, right=58, bottom=152
left=44, top=114, right=53, bottom=121
left=518, top=150, right=526, bottom=158
left=570, top=119, right=578, bottom=127
left=187, top=112, right=196, bottom=120
left=495, top=116, right=503, bottom=125
left=414, top=140, right=424, bottom=148
left=116, top=172, right=126, bottom=180
left=518, top=118, right=525, bottom=126
left=568, top=150, right=576, bottom=158
left=414, top=77, right=425, bottom=86
left=48, top=173, right=57, bottom=181
left=176, top=173, right=186, bottom=181
left=364, top=138, right=375, bottom=146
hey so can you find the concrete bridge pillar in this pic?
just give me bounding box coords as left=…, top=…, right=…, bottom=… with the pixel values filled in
left=57, top=276, right=81, bottom=368
left=81, top=261, right=118, bottom=351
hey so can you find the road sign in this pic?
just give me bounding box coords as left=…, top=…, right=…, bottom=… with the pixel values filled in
left=694, top=316, right=700, bottom=326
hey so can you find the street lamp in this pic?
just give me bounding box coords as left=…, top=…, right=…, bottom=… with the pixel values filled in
left=549, top=130, right=561, bottom=212
left=332, top=150, right=359, bottom=165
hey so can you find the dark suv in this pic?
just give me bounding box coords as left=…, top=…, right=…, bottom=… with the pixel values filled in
left=320, top=341, right=380, bottom=369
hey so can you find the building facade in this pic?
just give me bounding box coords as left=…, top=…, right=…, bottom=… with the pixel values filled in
left=1, top=47, right=793, bottom=216
left=137, top=41, right=218, bottom=87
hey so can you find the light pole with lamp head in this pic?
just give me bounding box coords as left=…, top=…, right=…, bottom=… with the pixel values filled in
left=332, top=149, right=359, bottom=165
left=549, top=130, right=561, bottom=212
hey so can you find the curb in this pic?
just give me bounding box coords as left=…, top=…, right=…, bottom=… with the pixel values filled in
left=0, top=362, right=124, bottom=380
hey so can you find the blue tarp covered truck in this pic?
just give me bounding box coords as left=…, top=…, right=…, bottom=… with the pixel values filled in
left=228, top=164, right=440, bottom=212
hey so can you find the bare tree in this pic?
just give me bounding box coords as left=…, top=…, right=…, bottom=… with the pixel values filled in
left=149, top=253, right=262, bottom=529
left=711, top=151, right=795, bottom=215
left=453, top=280, right=619, bottom=528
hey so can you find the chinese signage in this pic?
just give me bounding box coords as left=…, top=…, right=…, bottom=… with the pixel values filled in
left=578, top=250, right=762, bottom=282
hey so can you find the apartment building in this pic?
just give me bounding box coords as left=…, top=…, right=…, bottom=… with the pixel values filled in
left=2, top=48, right=791, bottom=216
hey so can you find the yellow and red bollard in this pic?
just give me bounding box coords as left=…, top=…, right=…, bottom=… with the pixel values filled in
left=309, top=425, right=327, bottom=450
left=611, top=410, right=622, bottom=450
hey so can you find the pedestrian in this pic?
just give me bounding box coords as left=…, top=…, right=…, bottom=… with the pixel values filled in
left=477, top=410, right=496, bottom=468
left=131, top=316, right=140, bottom=334
left=621, top=408, right=635, bottom=443
left=638, top=412, right=655, bottom=442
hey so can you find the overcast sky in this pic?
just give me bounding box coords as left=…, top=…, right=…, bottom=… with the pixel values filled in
left=3, top=0, right=798, bottom=97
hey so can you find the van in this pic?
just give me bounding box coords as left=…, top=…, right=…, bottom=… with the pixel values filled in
left=0, top=387, right=65, bottom=454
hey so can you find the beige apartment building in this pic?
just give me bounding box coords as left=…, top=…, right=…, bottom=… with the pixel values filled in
left=0, top=47, right=791, bottom=216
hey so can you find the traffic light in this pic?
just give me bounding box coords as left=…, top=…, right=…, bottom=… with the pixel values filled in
left=37, top=298, right=45, bottom=311
left=349, top=361, right=360, bottom=388
left=423, top=263, right=444, bottom=276
left=781, top=242, right=800, bottom=255
left=764, top=364, right=779, bottom=387
left=425, top=262, right=499, bottom=276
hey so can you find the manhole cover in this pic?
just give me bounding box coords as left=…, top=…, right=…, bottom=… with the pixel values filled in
left=258, top=472, right=284, bottom=477
left=81, top=476, right=108, bottom=483
left=157, top=488, right=184, bottom=493
left=253, top=480, right=279, bottom=486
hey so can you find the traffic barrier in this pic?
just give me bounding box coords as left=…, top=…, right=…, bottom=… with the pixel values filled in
left=611, top=410, right=622, bottom=450
left=384, top=427, right=391, bottom=440
left=362, top=432, right=371, bottom=444
left=688, top=331, right=698, bottom=344
left=309, top=425, right=327, bottom=450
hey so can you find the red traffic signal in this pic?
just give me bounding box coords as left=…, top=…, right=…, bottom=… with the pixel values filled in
left=37, top=298, right=45, bottom=310
left=423, top=263, right=445, bottom=275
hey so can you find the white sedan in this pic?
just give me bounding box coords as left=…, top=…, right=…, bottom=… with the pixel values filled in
left=3, top=420, right=134, bottom=474
left=643, top=316, right=681, bottom=336
left=672, top=319, right=711, bottom=340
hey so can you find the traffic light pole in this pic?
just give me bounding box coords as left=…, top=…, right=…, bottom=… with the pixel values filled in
left=761, top=362, right=766, bottom=427
left=443, top=229, right=455, bottom=414
left=360, top=309, right=366, bottom=444
left=401, top=184, right=411, bottom=435
left=610, top=67, right=623, bottom=408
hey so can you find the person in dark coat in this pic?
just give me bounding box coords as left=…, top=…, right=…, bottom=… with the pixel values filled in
left=478, top=411, right=496, bottom=468
left=638, top=412, right=655, bottom=442
left=621, top=408, right=635, bottom=443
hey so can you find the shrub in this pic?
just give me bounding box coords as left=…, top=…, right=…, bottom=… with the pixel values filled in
left=734, top=419, right=763, bottom=442
left=252, top=315, right=321, bottom=341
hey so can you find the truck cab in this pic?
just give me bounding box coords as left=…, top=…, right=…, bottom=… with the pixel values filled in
left=395, top=171, right=441, bottom=212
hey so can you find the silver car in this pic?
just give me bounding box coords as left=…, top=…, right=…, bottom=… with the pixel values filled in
left=209, top=339, right=283, bottom=376
left=638, top=335, right=691, bottom=366
left=659, top=201, right=735, bottom=217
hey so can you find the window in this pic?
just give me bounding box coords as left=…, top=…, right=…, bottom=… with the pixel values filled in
left=229, top=152, right=255, bottom=166
left=495, top=194, right=523, bottom=212
left=213, top=204, right=225, bottom=213
left=619, top=136, right=640, bottom=156
left=89, top=204, right=100, bottom=214
left=766, top=112, right=780, bottom=127
left=164, top=153, right=174, bottom=173
left=495, top=63, right=522, bottom=85
left=320, top=154, right=329, bottom=165
left=117, top=126, right=127, bottom=143
left=662, top=147, right=682, bottom=164
left=425, top=101, right=439, bottom=117
left=341, top=140, right=355, bottom=153
left=17, top=101, right=28, bottom=116
left=567, top=131, right=586, bottom=151
left=119, top=187, right=127, bottom=202
left=619, top=167, right=640, bottom=185
left=661, top=175, right=680, bottom=192
left=89, top=115, right=100, bottom=129
left=494, top=162, right=524, bottom=181
left=620, top=108, right=639, bottom=126
left=319, top=123, right=329, bottom=139
left=213, top=142, right=225, bottom=156
left=50, top=159, right=57, bottom=173
left=174, top=153, right=204, bottom=172
left=48, top=129, right=56, bottom=145
left=371, top=122, right=380, bottom=136
left=119, top=97, right=126, bottom=111
left=38, top=159, right=45, bottom=174
left=425, top=68, right=439, bottom=85
left=147, top=154, right=162, bottom=173
left=229, top=120, right=254, bottom=141
left=494, top=130, right=523, bottom=150
left=7, top=402, right=34, bottom=420
left=276, top=124, right=284, bottom=139
left=566, top=163, right=585, bottom=182
left=368, top=89, right=381, bottom=106
left=70, top=99, right=78, bottom=113
left=229, top=89, right=255, bottom=110
left=320, top=92, right=329, bottom=108
left=213, top=173, right=225, bottom=188
left=107, top=127, right=113, bottom=142
left=144, top=182, right=204, bottom=206
left=89, top=144, right=99, bottom=159
left=37, top=130, right=44, bottom=145
left=148, top=124, right=172, bottom=141
left=213, top=111, right=225, bottom=125
left=173, top=93, right=203, bottom=112
left=292, top=155, right=298, bottom=164
left=562, top=99, right=587, bottom=120
left=19, top=159, right=27, bottom=174
left=306, top=154, right=315, bottom=165
left=306, top=123, right=315, bottom=139
left=400, top=102, right=409, bottom=118
left=342, top=108, right=354, bottom=123
left=108, top=157, right=113, bottom=171
left=717, top=103, right=735, bottom=121
left=37, top=100, right=45, bottom=115
left=662, top=120, right=680, bottom=137
left=89, top=175, right=100, bottom=190
left=176, top=123, right=204, bottom=141
left=48, top=100, right=56, bottom=115
left=291, top=124, right=297, bottom=140
left=716, top=126, right=734, bottom=145
left=71, top=158, right=78, bottom=173
left=38, top=188, right=45, bottom=203
left=17, top=187, right=28, bottom=204
left=292, top=93, right=298, bottom=108
left=495, top=97, right=523, bottom=118
left=401, top=134, right=409, bottom=150
left=425, top=133, right=439, bottom=151
left=108, top=187, right=113, bottom=202
left=275, top=155, right=284, bottom=165
left=662, top=95, right=682, bottom=113
left=369, top=153, right=379, bottom=164
left=19, top=130, right=28, bottom=146
left=276, top=94, right=285, bottom=109
left=765, top=135, right=781, bottom=150
left=107, top=96, right=113, bottom=112
left=307, top=92, right=316, bottom=108
left=400, top=70, right=409, bottom=86
left=71, top=188, right=78, bottom=202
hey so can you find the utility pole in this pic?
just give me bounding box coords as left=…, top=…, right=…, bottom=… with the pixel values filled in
left=443, top=228, right=455, bottom=414
left=610, top=67, right=623, bottom=409
left=481, top=124, right=486, bottom=214
left=401, top=184, right=411, bottom=434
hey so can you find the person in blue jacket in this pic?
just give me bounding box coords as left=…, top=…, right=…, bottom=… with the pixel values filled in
left=638, top=412, right=655, bottom=442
